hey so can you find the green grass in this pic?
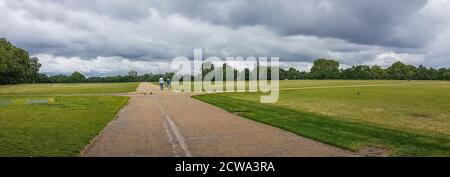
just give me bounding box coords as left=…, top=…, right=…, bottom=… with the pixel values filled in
left=172, top=80, right=439, bottom=92
left=0, top=82, right=139, bottom=156
left=193, top=80, right=450, bottom=156
left=278, top=80, right=439, bottom=88
left=0, top=82, right=139, bottom=95
left=0, top=96, right=130, bottom=156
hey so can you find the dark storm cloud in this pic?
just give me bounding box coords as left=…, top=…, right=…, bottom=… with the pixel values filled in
left=1, top=0, right=163, bottom=59
left=153, top=0, right=431, bottom=48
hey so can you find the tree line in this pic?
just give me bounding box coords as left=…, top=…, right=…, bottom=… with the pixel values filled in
left=35, top=72, right=174, bottom=83
left=195, top=59, right=449, bottom=81
left=279, top=59, right=450, bottom=80
left=23, top=59, right=450, bottom=84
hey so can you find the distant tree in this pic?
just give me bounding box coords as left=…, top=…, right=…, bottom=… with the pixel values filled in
left=443, top=69, right=450, bottom=80
left=437, top=68, right=447, bottom=80
left=310, top=59, right=340, bottom=79
left=36, top=73, right=50, bottom=83
left=69, top=71, right=86, bottom=83
left=427, top=68, right=439, bottom=80
left=371, top=65, right=389, bottom=80
left=340, top=66, right=372, bottom=80
left=49, top=74, right=70, bottom=83
left=26, top=57, right=42, bottom=82
left=415, top=65, right=430, bottom=80
left=286, top=68, right=302, bottom=80
left=387, top=61, right=416, bottom=80
left=358, top=65, right=373, bottom=79
left=201, top=61, right=215, bottom=80
left=279, top=68, right=287, bottom=80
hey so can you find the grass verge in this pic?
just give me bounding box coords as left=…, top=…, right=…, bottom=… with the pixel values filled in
left=0, top=82, right=139, bottom=95
left=0, top=96, right=129, bottom=156
left=193, top=94, right=450, bottom=156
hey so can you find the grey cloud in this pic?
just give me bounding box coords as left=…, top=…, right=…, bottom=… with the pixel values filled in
left=0, top=0, right=449, bottom=76
left=10, top=0, right=154, bottom=21
left=154, top=0, right=434, bottom=48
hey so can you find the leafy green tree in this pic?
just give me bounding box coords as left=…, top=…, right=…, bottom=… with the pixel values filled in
left=69, top=71, right=86, bottom=83
left=50, top=74, right=70, bottom=83
left=428, top=68, right=440, bottom=80
left=287, top=68, right=301, bottom=79
left=371, top=65, right=389, bottom=80
left=437, top=68, right=447, bottom=80
left=0, top=38, right=41, bottom=84
left=201, top=61, right=215, bottom=81
left=310, top=59, right=340, bottom=79
left=36, top=73, right=50, bottom=83
left=355, top=65, right=373, bottom=79
left=443, top=69, right=450, bottom=80
left=415, top=65, right=430, bottom=80
left=26, top=57, right=42, bottom=82
left=387, top=61, right=416, bottom=80
left=341, top=65, right=374, bottom=79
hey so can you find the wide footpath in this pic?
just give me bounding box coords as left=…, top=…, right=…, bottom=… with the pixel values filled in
left=82, top=83, right=355, bottom=157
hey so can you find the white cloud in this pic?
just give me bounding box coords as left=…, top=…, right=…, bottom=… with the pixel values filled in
left=35, top=54, right=173, bottom=76
left=363, top=52, right=426, bottom=68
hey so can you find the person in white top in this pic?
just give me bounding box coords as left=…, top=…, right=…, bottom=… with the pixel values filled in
left=159, top=77, right=164, bottom=90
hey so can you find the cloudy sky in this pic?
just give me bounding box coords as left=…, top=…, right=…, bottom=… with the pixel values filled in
left=1, top=0, right=449, bottom=76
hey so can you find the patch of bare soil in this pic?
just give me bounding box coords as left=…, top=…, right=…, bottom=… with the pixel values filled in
left=359, top=146, right=390, bottom=157
left=410, top=113, right=432, bottom=119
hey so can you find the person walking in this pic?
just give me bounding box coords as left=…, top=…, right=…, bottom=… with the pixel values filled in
left=166, top=78, right=171, bottom=89
left=159, top=76, right=164, bottom=90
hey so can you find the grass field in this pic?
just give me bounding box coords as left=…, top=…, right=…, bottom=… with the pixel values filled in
left=2, top=81, right=449, bottom=156
left=193, top=80, right=450, bottom=156
left=0, top=82, right=139, bottom=95
left=0, top=83, right=137, bottom=156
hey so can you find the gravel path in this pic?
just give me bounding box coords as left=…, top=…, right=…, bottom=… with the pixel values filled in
left=82, top=83, right=355, bottom=157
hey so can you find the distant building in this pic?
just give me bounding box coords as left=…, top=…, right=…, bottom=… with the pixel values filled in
left=128, top=70, right=138, bottom=77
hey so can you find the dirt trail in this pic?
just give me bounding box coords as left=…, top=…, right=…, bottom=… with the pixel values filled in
left=82, top=83, right=355, bottom=157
